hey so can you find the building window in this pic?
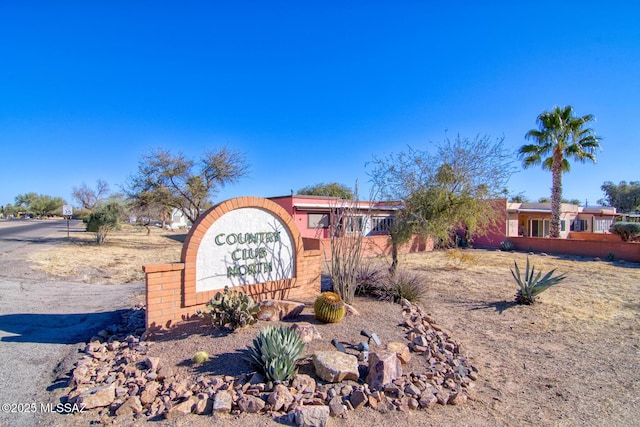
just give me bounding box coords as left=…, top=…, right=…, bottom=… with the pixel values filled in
left=530, top=219, right=550, bottom=237
left=571, top=219, right=589, bottom=232
left=593, top=218, right=613, bottom=233
left=308, top=213, right=329, bottom=229
left=371, top=216, right=394, bottom=233
left=344, top=216, right=364, bottom=233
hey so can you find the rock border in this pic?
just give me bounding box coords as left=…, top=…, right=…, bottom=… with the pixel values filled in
left=60, top=300, right=477, bottom=424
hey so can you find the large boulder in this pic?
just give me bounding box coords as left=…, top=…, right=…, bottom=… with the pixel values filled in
left=257, top=300, right=305, bottom=321
left=75, top=383, right=116, bottom=409
left=365, top=351, right=403, bottom=390
left=312, top=351, right=359, bottom=383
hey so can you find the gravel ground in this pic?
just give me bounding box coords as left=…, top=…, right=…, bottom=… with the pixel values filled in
left=0, top=228, right=143, bottom=427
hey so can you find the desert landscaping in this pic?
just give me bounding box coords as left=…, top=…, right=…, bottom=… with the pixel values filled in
left=28, top=225, right=640, bottom=426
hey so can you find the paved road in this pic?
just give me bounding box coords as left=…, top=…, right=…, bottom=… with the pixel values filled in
left=0, top=220, right=143, bottom=427
left=0, top=219, right=79, bottom=254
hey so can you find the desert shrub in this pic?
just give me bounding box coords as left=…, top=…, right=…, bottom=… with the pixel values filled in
left=84, top=202, right=123, bottom=244
left=355, top=262, right=387, bottom=297
left=198, top=286, right=259, bottom=330
left=499, top=240, right=515, bottom=251
left=605, top=252, right=616, bottom=262
left=511, top=257, right=567, bottom=305
left=245, top=325, right=305, bottom=383
left=610, top=222, right=640, bottom=242
left=313, top=292, right=345, bottom=323
left=374, top=269, right=427, bottom=303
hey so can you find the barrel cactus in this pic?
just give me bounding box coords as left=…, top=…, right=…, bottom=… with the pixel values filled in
left=313, top=292, right=345, bottom=323
left=192, top=351, right=209, bottom=364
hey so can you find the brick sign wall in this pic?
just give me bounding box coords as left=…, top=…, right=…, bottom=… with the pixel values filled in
left=143, top=197, right=322, bottom=331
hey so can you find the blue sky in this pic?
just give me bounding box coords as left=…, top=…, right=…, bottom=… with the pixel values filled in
left=1, top=2, right=639, bottom=209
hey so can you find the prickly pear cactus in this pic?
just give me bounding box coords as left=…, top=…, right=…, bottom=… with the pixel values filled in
left=201, top=286, right=259, bottom=330
left=313, top=291, right=345, bottom=323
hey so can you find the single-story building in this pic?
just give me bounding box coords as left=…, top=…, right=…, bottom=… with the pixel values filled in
left=268, top=194, right=402, bottom=239
left=505, top=202, right=619, bottom=239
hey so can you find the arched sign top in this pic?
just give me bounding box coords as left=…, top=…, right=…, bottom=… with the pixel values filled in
left=181, top=197, right=303, bottom=305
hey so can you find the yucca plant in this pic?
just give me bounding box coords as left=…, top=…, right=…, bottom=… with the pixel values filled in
left=245, top=326, right=305, bottom=383
left=511, top=257, right=567, bottom=304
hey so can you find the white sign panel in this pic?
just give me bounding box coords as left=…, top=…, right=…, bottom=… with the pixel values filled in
left=195, top=207, right=295, bottom=292
left=62, top=205, right=73, bottom=216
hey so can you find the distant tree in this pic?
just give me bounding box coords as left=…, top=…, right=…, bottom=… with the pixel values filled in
left=509, top=193, right=529, bottom=203
left=128, top=188, right=173, bottom=233
left=126, top=147, right=249, bottom=224
left=563, top=198, right=582, bottom=206
left=519, top=105, right=602, bottom=237
left=298, top=182, right=354, bottom=199
left=369, top=134, right=515, bottom=273
left=537, top=197, right=550, bottom=203
left=14, top=193, right=66, bottom=217
left=598, top=181, right=640, bottom=212
left=72, top=179, right=110, bottom=210
left=1, top=204, right=19, bottom=218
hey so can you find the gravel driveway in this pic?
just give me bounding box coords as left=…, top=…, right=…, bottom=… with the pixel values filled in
left=0, top=223, right=143, bottom=427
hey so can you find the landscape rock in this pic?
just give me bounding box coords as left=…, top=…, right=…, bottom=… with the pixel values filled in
left=343, top=303, right=360, bottom=316
left=144, top=356, right=160, bottom=372
left=61, top=300, right=478, bottom=423
left=213, top=390, right=233, bottom=413
left=366, top=351, right=403, bottom=390
left=291, top=322, right=323, bottom=343
left=349, top=389, right=367, bottom=409
left=312, top=351, right=359, bottom=383
left=165, top=396, right=197, bottom=419
left=328, top=396, right=345, bottom=416
left=267, top=383, right=295, bottom=412
left=194, top=394, right=213, bottom=415
left=76, top=383, right=116, bottom=409
left=294, top=405, right=330, bottom=427
left=387, top=341, right=412, bottom=364
left=257, top=299, right=305, bottom=321
left=115, top=396, right=143, bottom=416
left=237, top=395, right=266, bottom=413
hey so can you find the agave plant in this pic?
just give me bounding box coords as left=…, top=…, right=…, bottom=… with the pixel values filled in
left=245, top=325, right=305, bottom=383
left=511, top=257, right=567, bottom=304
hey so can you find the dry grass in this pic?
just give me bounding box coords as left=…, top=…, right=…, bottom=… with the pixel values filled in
left=398, top=249, right=639, bottom=329
left=28, top=224, right=184, bottom=284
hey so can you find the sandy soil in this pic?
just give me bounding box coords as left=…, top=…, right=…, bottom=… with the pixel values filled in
left=29, top=227, right=640, bottom=426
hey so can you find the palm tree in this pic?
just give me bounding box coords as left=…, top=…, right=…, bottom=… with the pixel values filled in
left=519, top=105, right=602, bottom=238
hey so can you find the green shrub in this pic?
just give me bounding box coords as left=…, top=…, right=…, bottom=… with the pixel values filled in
left=245, top=325, right=305, bottom=383
left=374, top=269, right=427, bottom=303
left=511, top=257, right=567, bottom=305
left=499, top=240, right=515, bottom=251
left=84, top=202, right=122, bottom=244
left=198, top=286, right=259, bottom=330
left=610, top=222, right=640, bottom=242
